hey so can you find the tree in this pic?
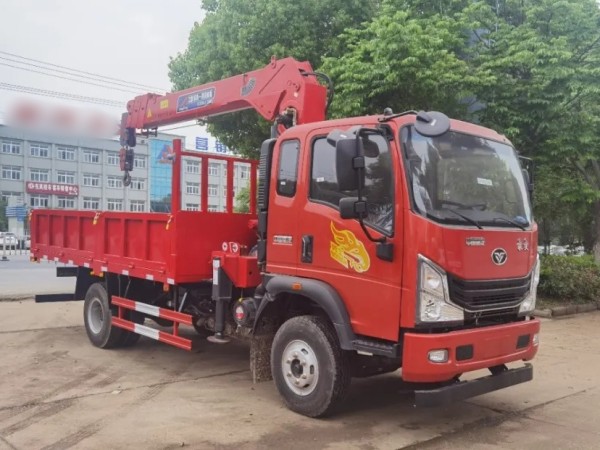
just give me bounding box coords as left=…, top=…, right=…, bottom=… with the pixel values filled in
left=169, top=0, right=378, bottom=158
left=234, top=185, right=251, bottom=213
left=0, top=199, right=7, bottom=232
left=321, top=0, right=488, bottom=119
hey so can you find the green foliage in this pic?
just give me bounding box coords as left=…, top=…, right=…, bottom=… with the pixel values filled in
left=322, top=0, right=486, bottom=118
left=234, top=185, right=251, bottom=213
left=0, top=199, right=7, bottom=232
left=538, top=255, right=600, bottom=302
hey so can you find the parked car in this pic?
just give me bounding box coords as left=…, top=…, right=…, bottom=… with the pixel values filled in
left=0, top=232, right=18, bottom=249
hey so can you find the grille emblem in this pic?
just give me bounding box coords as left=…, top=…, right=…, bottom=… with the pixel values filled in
left=492, top=248, right=508, bottom=265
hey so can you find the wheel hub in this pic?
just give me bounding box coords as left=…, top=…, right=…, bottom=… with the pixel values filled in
left=281, top=340, right=319, bottom=396
left=87, top=297, right=104, bottom=335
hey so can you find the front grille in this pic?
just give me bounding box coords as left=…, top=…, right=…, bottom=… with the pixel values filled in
left=447, top=273, right=531, bottom=311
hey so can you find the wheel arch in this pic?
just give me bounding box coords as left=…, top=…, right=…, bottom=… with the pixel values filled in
left=255, top=275, right=356, bottom=350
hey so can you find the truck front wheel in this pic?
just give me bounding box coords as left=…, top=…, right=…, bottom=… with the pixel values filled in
left=84, top=282, right=127, bottom=348
left=271, top=315, right=351, bottom=417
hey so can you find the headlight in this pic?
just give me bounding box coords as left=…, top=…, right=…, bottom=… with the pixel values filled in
left=417, top=256, right=463, bottom=324
left=519, top=255, right=540, bottom=315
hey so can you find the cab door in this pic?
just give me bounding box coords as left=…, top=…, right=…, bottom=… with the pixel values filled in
left=294, top=127, right=404, bottom=342
left=265, top=138, right=302, bottom=275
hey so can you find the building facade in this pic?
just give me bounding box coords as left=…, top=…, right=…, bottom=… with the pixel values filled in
left=0, top=125, right=252, bottom=234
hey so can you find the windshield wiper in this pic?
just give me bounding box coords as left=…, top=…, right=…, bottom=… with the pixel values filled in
left=491, top=216, right=527, bottom=231
left=440, top=208, right=483, bottom=229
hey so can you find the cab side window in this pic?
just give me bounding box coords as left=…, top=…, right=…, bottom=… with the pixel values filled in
left=276, top=140, right=300, bottom=197
left=310, top=136, right=394, bottom=235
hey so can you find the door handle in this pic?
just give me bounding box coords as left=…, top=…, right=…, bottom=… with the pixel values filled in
left=301, top=235, right=313, bottom=263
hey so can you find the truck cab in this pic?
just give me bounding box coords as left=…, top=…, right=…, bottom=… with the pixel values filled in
left=259, top=111, right=539, bottom=406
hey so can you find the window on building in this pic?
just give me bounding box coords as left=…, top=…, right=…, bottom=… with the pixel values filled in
left=130, top=178, right=146, bottom=190
left=1, top=192, right=22, bottom=203
left=223, top=186, right=228, bottom=197
left=208, top=163, right=219, bottom=176
left=186, top=160, right=200, bottom=174
left=239, top=165, right=250, bottom=179
left=277, top=140, right=300, bottom=197
left=130, top=200, right=145, bottom=212
left=134, top=156, right=146, bottom=169
left=2, top=141, right=21, bottom=154
left=185, top=203, right=200, bottom=211
left=30, top=143, right=49, bottom=158
left=208, top=184, right=218, bottom=196
left=83, top=197, right=100, bottom=210
left=1, top=165, right=21, bottom=180
left=57, top=170, right=75, bottom=184
left=57, top=146, right=76, bottom=161
left=83, top=173, right=100, bottom=187
left=107, top=198, right=123, bottom=211
left=107, top=175, right=123, bottom=189
left=30, top=168, right=50, bottom=182
left=57, top=196, right=76, bottom=209
left=107, top=152, right=119, bottom=165
left=30, top=194, right=49, bottom=208
left=207, top=205, right=218, bottom=212
left=83, top=150, right=100, bottom=163
left=186, top=182, right=200, bottom=195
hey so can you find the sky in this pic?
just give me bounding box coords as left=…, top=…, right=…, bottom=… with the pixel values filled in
left=0, top=0, right=213, bottom=149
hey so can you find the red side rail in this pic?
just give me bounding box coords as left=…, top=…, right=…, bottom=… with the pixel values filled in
left=112, top=296, right=194, bottom=351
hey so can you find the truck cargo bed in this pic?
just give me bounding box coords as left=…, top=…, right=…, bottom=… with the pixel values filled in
left=31, top=209, right=257, bottom=284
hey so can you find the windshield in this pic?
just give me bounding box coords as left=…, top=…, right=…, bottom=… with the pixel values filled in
left=401, top=127, right=532, bottom=228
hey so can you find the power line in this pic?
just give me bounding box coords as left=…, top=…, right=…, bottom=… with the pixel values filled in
left=0, top=62, right=145, bottom=95
left=0, top=82, right=125, bottom=107
left=0, top=56, right=163, bottom=93
left=0, top=49, right=168, bottom=92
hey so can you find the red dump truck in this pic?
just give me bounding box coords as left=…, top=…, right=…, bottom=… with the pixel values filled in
left=31, top=57, right=540, bottom=417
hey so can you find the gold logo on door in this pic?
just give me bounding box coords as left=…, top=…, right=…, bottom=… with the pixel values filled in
left=330, top=221, right=370, bottom=273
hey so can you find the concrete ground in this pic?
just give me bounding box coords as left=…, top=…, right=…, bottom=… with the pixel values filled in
left=0, top=258, right=599, bottom=449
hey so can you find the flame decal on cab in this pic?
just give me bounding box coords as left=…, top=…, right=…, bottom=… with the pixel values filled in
left=329, top=221, right=370, bottom=273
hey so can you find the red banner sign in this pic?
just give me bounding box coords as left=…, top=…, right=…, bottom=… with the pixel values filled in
left=26, top=182, right=79, bottom=196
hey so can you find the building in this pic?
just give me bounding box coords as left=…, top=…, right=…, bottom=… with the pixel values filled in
left=0, top=125, right=252, bottom=234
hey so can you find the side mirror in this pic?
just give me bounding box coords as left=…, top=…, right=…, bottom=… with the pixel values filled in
left=335, top=138, right=363, bottom=191
left=339, top=197, right=367, bottom=219
left=519, top=156, right=534, bottom=195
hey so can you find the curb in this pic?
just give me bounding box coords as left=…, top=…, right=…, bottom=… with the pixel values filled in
left=534, top=302, right=600, bottom=319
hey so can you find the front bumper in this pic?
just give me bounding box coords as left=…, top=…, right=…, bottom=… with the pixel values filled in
left=402, top=319, right=540, bottom=383
left=414, top=364, right=533, bottom=407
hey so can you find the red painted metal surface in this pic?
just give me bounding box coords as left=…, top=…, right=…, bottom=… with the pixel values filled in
left=112, top=296, right=194, bottom=351
left=31, top=148, right=258, bottom=284
left=125, top=57, right=327, bottom=133
left=401, top=319, right=540, bottom=382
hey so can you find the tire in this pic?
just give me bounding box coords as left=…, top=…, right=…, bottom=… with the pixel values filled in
left=120, top=310, right=145, bottom=347
left=192, top=319, right=212, bottom=337
left=83, top=282, right=126, bottom=348
left=271, top=315, right=351, bottom=418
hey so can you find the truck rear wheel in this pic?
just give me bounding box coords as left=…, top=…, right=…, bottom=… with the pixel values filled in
left=84, top=283, right=128, bottom=348
left=271, top=315, right=351, bottom=417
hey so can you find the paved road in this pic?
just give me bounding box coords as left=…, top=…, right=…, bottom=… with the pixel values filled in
left=0, top=298, right=598, bottom=449
left=0, top=254, right=74, bottom=299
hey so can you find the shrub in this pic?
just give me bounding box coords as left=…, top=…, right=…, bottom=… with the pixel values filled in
left=538, top=255, right=600, bottom=303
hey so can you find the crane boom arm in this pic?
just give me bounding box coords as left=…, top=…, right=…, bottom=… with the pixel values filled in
left=123, top=57, right=328, bottom=137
